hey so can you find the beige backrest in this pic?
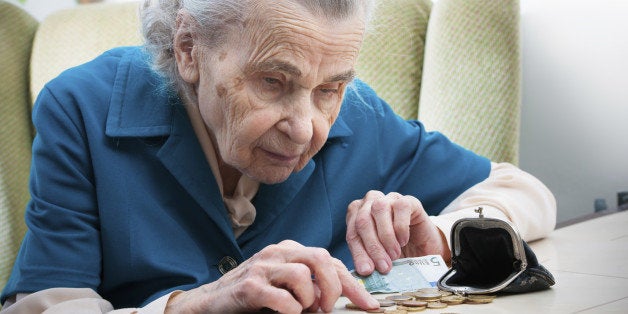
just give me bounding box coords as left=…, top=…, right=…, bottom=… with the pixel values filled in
left=30, top=1, right=144, bottom=103
left=419, top=0, right=521, bottom=164
left=356, top=0, right=432, bottom=119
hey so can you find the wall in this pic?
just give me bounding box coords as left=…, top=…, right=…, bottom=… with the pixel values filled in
left=6, top=0, right=75, bottom=21
left=8, top=0, right=135, bottom=21
left=519, top=0, right=628, bottom=222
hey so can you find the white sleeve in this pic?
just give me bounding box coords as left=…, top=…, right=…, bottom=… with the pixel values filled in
left=430, top=162, right=557, bottom=246
left=0, top=288, right=175, bottom=314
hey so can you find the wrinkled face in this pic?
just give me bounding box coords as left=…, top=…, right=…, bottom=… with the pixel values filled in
left=180, top=1, right=365, bottom=184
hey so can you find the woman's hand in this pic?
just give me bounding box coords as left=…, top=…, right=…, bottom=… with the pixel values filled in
left=346, top=191, right=451, bottom=276
left=165, top=240, right=379, bottom=313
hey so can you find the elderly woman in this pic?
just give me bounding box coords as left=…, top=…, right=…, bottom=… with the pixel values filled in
left=1, top=0, right=555, bottom=313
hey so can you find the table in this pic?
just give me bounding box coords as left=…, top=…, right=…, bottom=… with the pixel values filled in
left=332, top=210, right=628, bottom=313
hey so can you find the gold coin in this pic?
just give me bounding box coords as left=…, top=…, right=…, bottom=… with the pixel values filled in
left=377, top=299, right=397, bottom=307
left=344, top=302, right=360, bottom=309
left=366, top=308, right=386, bottom=313
left=416, top=288, right=440, bottom=294
left=385, top=295, right=414, bottom=305
left=440, top=295, right=466, bottom=305
left=383, top=310, right=407, bottom=314
left=465, top=294, right=496, bottom=304
left=413, top=292, right=441, bottom=302
left=397, top=305, right=426, bottom=312
left=467, top=294, right=496, bottom=300
left=400, top=300, right=428, bottom=307
left=427, top=301, right=448, bottom=309
left=438, top=290, right=453, bottom=297
left=385, top=295, right=413, bottom=301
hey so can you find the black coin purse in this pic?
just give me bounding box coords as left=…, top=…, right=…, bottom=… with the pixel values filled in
left=437, top=208, right=555, bottom=295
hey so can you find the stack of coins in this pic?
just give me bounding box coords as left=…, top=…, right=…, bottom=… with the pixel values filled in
left=345, top=288, right=496, bottom=313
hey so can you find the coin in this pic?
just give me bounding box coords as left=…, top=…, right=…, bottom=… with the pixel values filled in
left=377, top=299, right=397, bottom=307
left=366, top=308, right=386, bottom=313
left=416, top=288, right=440, bottom=294
left=413, top=292, right=441, bottom=302
left=440, top=295, right=466, bottom=305
left=385, top=295, right=413, bottom=304
left=465, top=294, right=496, bottom=304
left=396, top=305, right=426, bottom=312
left=344, top=302, right=360, bottom=309
left=385, top=295, right=413, bottom=301
left=427, top=301, right=448, bottom=309
left=400, top=300, right=428, bottom=307
left=383, top=310, right=407, bottom=314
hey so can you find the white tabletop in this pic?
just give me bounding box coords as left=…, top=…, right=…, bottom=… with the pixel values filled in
left=332, top=210, right=628, bottom=313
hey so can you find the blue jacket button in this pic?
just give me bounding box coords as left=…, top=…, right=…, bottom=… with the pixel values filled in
left=218, top=256, right=238, bottom=274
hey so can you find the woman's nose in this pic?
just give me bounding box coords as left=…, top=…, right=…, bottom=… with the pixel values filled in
left=276, top=103, right=313, bottom=145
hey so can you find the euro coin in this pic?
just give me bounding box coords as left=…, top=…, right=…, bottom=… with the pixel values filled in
left=385, top=295, right=413, bottom=304
left=440, top=295, right=466, bottom=305
left=377, top=299, right=396, bottom=307
left=397, top=305, right=426, bottom=312
left=466, top=294, right=496, bottom=304
left=366, top=308, right=386, bottom=313
left=416, top=288, right=440, bottom=294
left=427, top=301, right=448, bottom=309
left=345, top=302, right=360, bottom=309
left=413, top=292, right=441, bottom=302
left=401, top=300, right=428, bottom=307
left=384, top=310, right=408, bottom=314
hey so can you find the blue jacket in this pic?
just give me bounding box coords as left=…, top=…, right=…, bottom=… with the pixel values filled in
left=2, top=47, right=489, bottom=307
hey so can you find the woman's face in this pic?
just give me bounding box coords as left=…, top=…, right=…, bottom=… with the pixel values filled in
left=180, top=2, right=365, bottom=184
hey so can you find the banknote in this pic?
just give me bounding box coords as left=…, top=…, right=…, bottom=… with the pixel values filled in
left=352, top=255, right=449, bottom=293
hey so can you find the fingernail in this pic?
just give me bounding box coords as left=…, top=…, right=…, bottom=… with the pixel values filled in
left=358, top=263, right=371, bottom=274
left=377, top=260, right=389, bottom=273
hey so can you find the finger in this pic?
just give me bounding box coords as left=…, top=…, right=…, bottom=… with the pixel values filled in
left=268, top=263, right=316, bottom=309
left=256, top=243, right=343, bottom=311
left=391, top=196, right=415, bottom=248
left=353, top=199, right=392, bottom=274
left=306, top=284, right=322, bottom=313
left=346, top=200, right=375, bottom=275
left=249, top=284, right=304, bottom=313
left=300, top=248, right=342, bottom=312
left=334, top=259, right=380, bottom=311
left=371, top=197, right=402, bottom=260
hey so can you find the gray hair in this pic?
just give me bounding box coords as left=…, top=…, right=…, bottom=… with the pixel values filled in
left=140, top=0, right=375, bottom=95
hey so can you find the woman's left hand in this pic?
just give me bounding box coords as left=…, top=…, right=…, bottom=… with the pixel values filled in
left=346, top=191, right=451, bottom=276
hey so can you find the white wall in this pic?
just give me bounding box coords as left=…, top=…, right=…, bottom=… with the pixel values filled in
left=10, top=0, right=136, bottom=21
left=519, top=0, right=628, bottom=222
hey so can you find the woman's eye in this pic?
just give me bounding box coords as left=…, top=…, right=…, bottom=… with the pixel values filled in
left=317, top=83, right=342, bottom=98
left=319, top=88, right=339, bottom=94
left=253, top=74, right=285, bottom=101
left=264, top=77, right=281, bottom=85
left=314, top=83, right=343, bottom=110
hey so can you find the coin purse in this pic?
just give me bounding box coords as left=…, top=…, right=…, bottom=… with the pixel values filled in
left=437, top=208, right=555, bottom=295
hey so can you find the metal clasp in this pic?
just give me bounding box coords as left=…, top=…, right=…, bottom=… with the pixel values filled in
left=475, top=207, right=484, bottom=218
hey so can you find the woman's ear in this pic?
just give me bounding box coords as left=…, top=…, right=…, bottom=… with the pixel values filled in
left=174, top=12, right=200, bottom=84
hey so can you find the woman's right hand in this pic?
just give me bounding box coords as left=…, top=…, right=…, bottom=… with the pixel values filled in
left=164, top=240, right=379, bottom=313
